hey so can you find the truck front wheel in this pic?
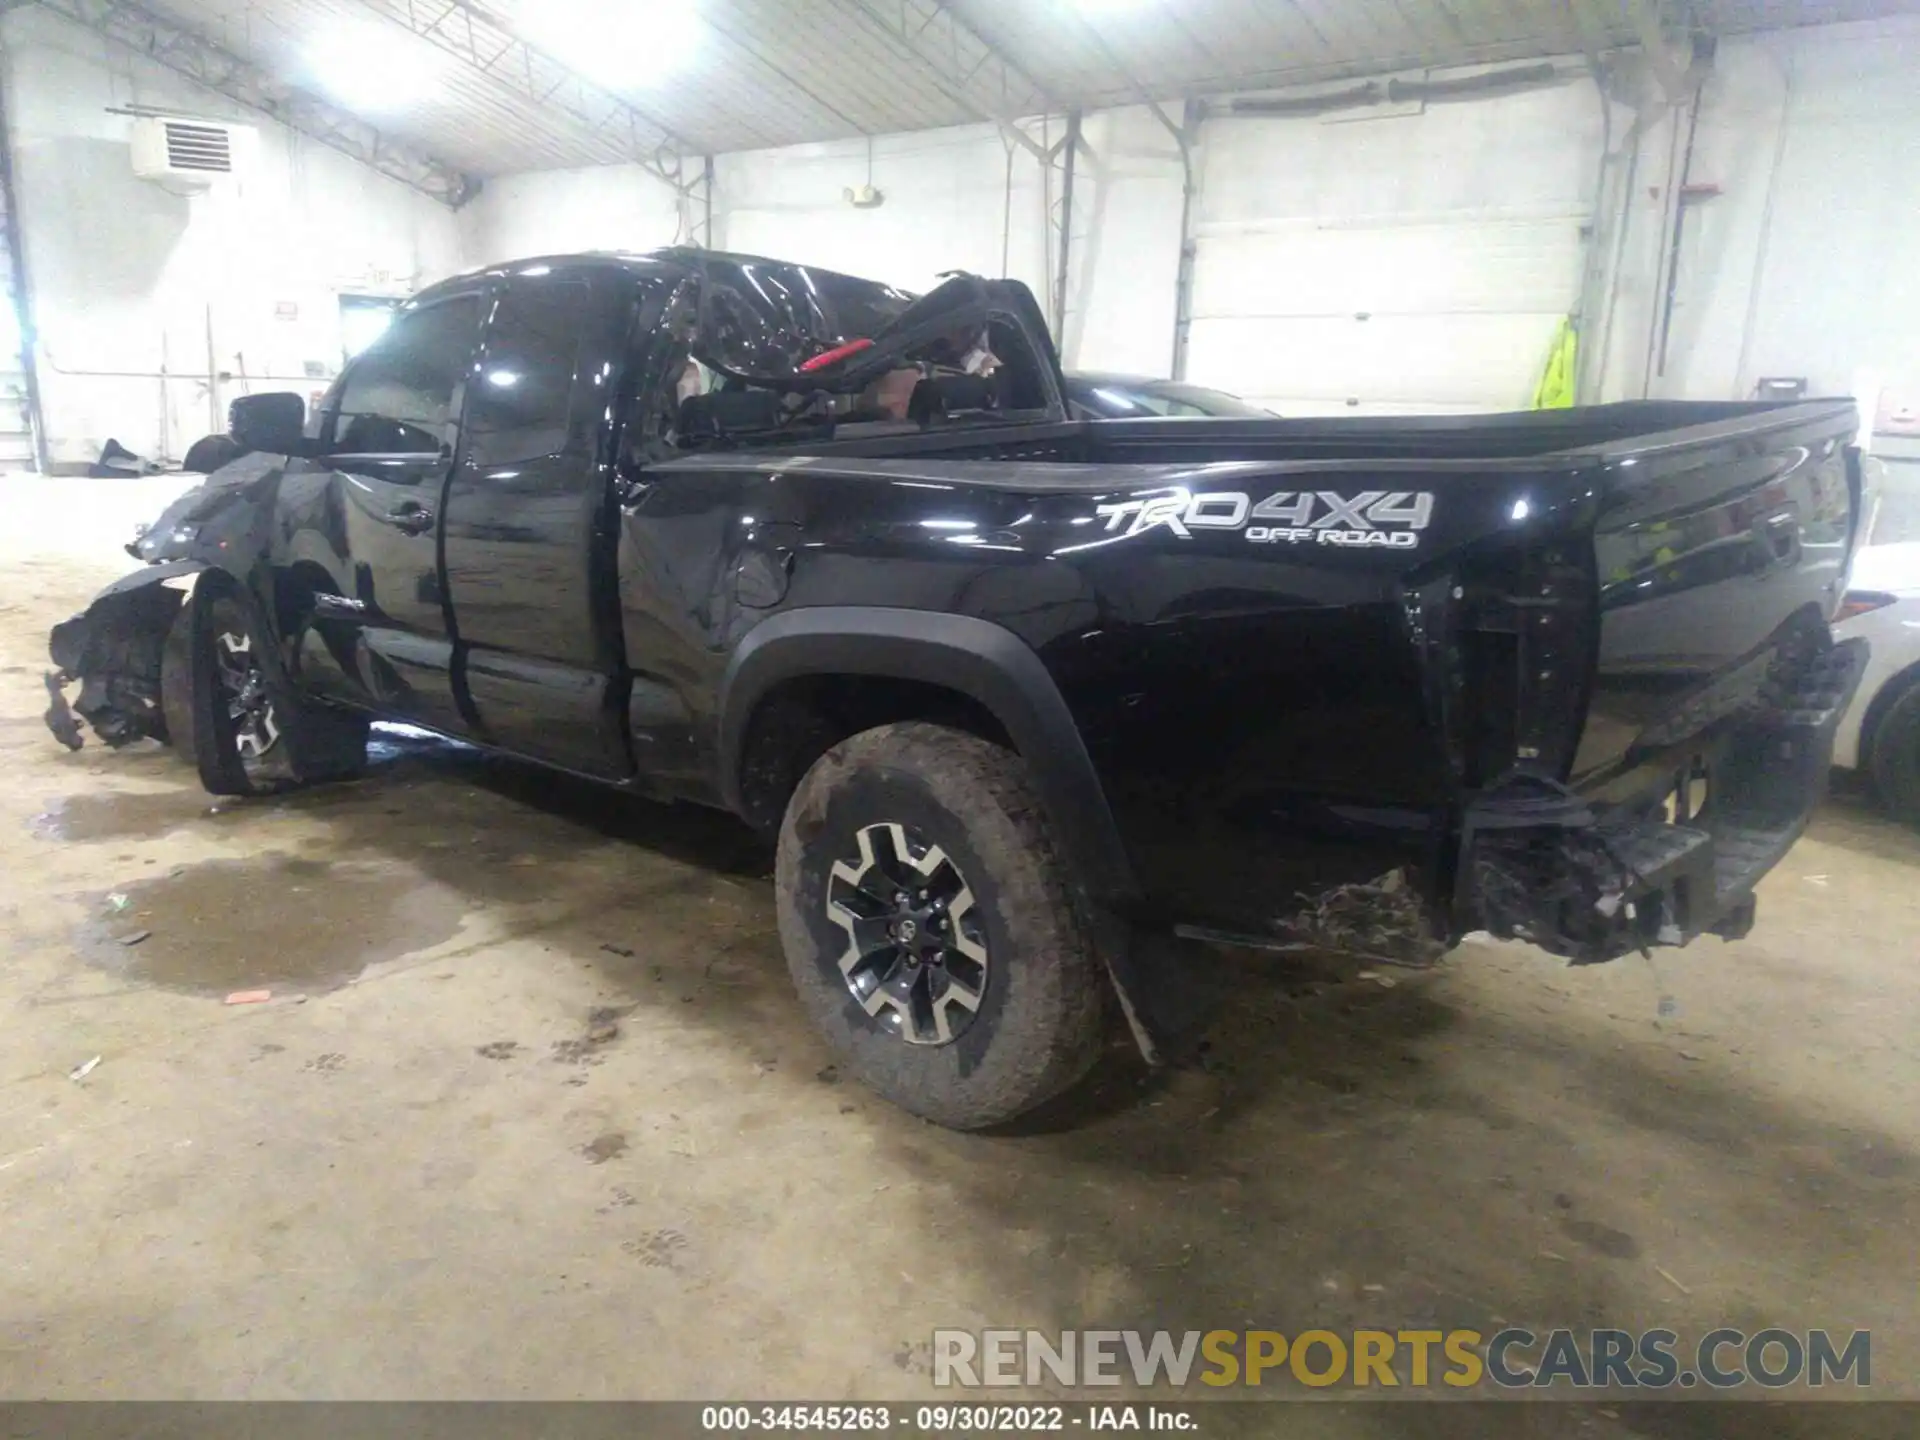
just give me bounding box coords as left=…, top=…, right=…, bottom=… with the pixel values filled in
left=162, top=583, right=369, bottom=797
left=775, top=721, right=1108, bottom=1130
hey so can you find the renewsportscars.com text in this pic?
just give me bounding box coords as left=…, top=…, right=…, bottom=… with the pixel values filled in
left=932, top=1328, right=1871, bottom=1391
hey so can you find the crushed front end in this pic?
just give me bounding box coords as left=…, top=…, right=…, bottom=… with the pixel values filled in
left=44, top=457, right=284, bottom=752
left=45, top=562, right=199, bottom=750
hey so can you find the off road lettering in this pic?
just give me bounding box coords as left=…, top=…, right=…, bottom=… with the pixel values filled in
left=1095, top=490, right=1435, bottom=545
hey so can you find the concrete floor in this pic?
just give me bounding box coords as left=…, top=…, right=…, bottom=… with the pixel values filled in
left=2, top=479, right=1917, bottom=1430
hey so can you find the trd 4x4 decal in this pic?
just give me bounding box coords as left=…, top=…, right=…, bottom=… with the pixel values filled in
left=1094, top=490, right=1436, bottom=549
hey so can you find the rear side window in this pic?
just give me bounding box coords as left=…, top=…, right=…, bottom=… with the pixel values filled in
left=466, top=279, right=593, bottom=465
left=330, top=297, right=481, bottom=454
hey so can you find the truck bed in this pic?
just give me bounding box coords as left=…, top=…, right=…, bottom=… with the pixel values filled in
left=723, top=401, right=1862, bottom=783
left=789, top=398, right=1852, bottom=467
left=670, top=395, right=1865, bottom=961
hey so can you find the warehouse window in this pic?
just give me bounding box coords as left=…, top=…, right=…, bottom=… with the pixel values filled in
left=330, top=295, right=482, bottom=455
left=339, top=294, right=400, bottom=361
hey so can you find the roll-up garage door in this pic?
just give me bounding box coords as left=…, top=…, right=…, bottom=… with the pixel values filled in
left=1185, top=78, right=1601, bottom=416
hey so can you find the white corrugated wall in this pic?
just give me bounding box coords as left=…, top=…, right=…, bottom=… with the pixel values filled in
left=1663, top=17, right=1920, bottom=407
left=0, top=4, right=465, bottom=469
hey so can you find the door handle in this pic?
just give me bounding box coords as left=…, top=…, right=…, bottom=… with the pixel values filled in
left=1751, top=512, right=1801, bottom=574
left=386, top=503, right=435, bottom=535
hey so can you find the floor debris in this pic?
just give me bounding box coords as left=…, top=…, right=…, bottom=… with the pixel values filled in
left=585, top=1007, right=621, bottom=1044
left=224, top=989, right=272, bottom=1006
left=42, top=672, right=82, bottom=751
left=1655, top=1265, right=1692, bottom=1296
left=115, top=930, right=151, bottom=947
left=581, top=1132, right=628, bottom=1165
left=68, top=1055, right=101, bottom=1081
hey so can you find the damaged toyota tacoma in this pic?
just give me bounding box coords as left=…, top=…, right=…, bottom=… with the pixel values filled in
left=47, top=249, right=1869, bottom=1128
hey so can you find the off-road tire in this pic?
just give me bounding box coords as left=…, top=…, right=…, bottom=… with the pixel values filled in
left=158, top=595, right=198, bottom=757
left=1868, top=680, right=1920, bottom=828
left=162, top=580, right=369, bottom=796
left=775, top=721, right=1108, bottom=1129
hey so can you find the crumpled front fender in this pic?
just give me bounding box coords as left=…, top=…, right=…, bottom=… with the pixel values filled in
left=46, top=561, right=207, bottom=749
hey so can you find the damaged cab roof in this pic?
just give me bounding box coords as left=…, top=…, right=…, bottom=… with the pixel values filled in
left=453, top=248, right=1046, bottom=396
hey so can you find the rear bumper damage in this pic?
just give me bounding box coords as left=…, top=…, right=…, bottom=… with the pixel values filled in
left=1467, top=637, right=1870, bottom=963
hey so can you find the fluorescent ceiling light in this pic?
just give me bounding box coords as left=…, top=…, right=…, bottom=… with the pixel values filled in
left=507, top=0, right=701, bottom=90
left=307, top=26, right=444, bottom=113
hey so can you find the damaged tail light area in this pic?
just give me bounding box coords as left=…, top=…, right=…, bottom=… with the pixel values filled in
left=1452, top=538, right=1597, bottom=787
left=1446, top=536, right=1661, bottom=961
left=1447, top=518, right=1870, bottom=965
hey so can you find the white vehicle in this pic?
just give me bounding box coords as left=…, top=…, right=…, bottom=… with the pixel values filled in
left=1835, top=540, right=1920, bottom=824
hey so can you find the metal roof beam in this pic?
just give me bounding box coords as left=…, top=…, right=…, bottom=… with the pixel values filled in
left=841, top=0, right=1055, bottom=158
left=1618, top=0, right=1695, bottom=98
left=28, top=0, right=478, bottom=206
left=693, top=7, right=870, bottom=139
left=372, top=0, right=702, bottom=193
left=1058, top=10, right=1186, bottom=148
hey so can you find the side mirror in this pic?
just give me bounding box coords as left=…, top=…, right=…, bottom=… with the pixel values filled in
left=229, top=392, right=306, bottom=455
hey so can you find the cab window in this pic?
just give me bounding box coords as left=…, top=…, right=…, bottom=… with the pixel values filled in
left=329, top=296, right=482, bottom=454
left=465, top=279, right=594, bottom=465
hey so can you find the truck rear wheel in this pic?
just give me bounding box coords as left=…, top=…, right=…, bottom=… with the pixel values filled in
left=775, top=721, right=1108, bottom=1130
left=1868, top=681, right=1920, bottom=827
left=163, top=582, right=369, bottom=797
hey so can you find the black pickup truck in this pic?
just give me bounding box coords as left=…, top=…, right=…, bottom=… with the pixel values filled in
left=49, top=248, right=1868, bottom=1128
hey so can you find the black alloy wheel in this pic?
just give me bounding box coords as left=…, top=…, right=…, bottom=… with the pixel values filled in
left=211, top=624, right=282, bottom=777
left=775, top=721, right=1108, bottom=1130
left=826, top=821, right=991, bottom=1046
